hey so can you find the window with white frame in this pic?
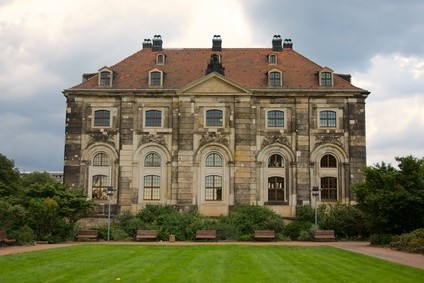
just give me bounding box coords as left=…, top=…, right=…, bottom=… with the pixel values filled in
left=321, top=176, right=337, bottom=201
left=268, top=54, right=277, bottom=64
left=268, top=176, right=284, bottom=201
left=267, top=110, right=284, bottom=127
left=156, top=54, right=165, bottom=64
left=144, top=175, right=160, bottom=200
left=99, top=70, right=112, bottom=86
left=320, top=71, right=333, bottom=86
left=268, top=70, right=282, bottom=87
left=319, top=110, right=337, bottom=128
left=93, top=110, right=111, bottom=127
left=90, top=152, right=112, bottom=200
left=205, top=175, right=222, bottom=201
left=149, top=70, right=163, bottom=86
left=144, top=152, right=161, bottom=167
left=206, top=109, right=223, bottom=127
left=145, top=110, right=162, bottom=127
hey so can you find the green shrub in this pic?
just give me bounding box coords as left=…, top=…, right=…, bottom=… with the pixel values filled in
left=318, top=203, right=367, bottom=239
left=205, top=218, right=241, bottom=241
left=115, top=210, right=142, bottom=237
left=296, top=205, right=315, bottom=223
left=391, top=228, right=424, bottom=254
left=9, top=225, right=35, bottom=245
left=283, top=221, right=312, bottom=240
left=369, top=233, right=393, bottom=246
left=111, top=227, right=131, bottom=241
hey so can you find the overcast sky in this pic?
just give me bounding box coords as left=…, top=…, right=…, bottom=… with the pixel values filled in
left=1, top=0, right=423, bottom=172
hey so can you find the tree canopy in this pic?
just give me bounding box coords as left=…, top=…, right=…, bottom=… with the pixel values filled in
left=354, top=156, right=424, bottom=234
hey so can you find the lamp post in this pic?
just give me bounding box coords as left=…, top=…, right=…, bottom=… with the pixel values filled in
left=311, top=186, right=320, bottom=226
left=106, top=186, right=114, bottom=241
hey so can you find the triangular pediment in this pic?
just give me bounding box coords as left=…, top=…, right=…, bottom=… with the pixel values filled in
left=178, top=72, right=251, bottom=95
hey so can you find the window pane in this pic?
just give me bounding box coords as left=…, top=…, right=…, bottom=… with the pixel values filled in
left=206, top=109, right=223, bottom=126
left=268, top=154, right=283, bottom=167
left=93, top=153, right=110, bottom=166
left=206, top=153, right=222, bottom=167
left=205, top=175, right=222, bottom=201
left=319, top=111, right=336, bottom=127
left=321, top=72, right=332, bottom=86
left=144, top=175, right=160, bottom=200
left=92, top=175, right=109, bottom=200
left=320, top=154, right=337, bottom=168
left=94, top=110, right=111, bottom=127
left=145, top=110, right=162, bottom=127
left=321, top=177, right=337, bottom=201
left=267, top=110, right=284, bottom=127
left=145, top=153, right=161, bottom=167
left=269, top=72, right=281, bottom=86
left=268, top=177, right=284, bottom=201
left=100, top=71, right=111, bottom=86
left=150, top=71, right=162, bottom=86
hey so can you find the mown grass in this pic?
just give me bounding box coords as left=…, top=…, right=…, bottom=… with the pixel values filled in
left=1, top=245, right=423, bottom=282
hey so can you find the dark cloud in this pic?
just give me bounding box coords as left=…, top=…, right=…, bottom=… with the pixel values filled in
left=243, top=0, right=424, bottom=71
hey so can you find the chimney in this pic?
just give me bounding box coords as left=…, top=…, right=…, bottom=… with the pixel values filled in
left=212, top=35, right=222, bottom=51
left=283, top=39, right=293, bottom=49
left=152, top=35, right=163, bottom=51
left=272, top=35, right=282, bottom=51
left=142, top=38, right=152, bottom=49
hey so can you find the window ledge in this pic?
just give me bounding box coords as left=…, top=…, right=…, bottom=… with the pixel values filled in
left=265, top=201, right=289, bottom=206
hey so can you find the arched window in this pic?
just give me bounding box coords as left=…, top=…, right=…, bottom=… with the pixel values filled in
left=92, top=174, right=109, bottom=200
left=94, top=110, right=111, bottom=127
left=268, top=154, right=283, bottom=168
left=144, top=175, right=160, bottom=200
left=268, top=177, right=284, bottom=201
left=320, top=72, right=333, bottom=86
left=93, top=152, right=110, bottom=166
left=145, top=153, right=161, bottom=167
left=319, top=110, right=336, bottom=127
left=206, top=153, right=222, bottom=167
left=205, top=175, right=222, bottom=201
left=321, top=177, right=337, bottom=201
left=206, top=109, right=223, bottom=127
left=320, top=154, right=337, bottom=168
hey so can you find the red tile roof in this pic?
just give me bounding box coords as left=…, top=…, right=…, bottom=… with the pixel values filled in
left=69, top=46, right=366, bottom=92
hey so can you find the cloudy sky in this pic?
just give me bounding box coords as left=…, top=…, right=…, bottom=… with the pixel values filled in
left=1, top=0, right=423, bottom=172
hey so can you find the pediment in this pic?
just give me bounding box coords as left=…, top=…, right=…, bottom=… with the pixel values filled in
left=178, top=72, right=251, bottom=95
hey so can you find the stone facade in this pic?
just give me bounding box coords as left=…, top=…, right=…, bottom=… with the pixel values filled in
left=62, top=35, right=369, bottom=217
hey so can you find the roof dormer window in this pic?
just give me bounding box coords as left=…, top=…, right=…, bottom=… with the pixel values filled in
left=268, top=69, right=282, bottom=87
left=156, top=54, right=165, bottom=65
left=319, top=67, right=334, bottom=86
left=268, top=54, right=277, bottom=64
left=149, top=69, right=164, bottom=86
left=98, top=68, right=113, bottom=87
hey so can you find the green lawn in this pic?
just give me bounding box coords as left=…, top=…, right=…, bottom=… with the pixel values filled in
left=0, top=245, right=423, bottom=282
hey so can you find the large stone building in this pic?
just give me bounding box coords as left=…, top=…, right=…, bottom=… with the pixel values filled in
left=62, top=35, right=369, bottom=217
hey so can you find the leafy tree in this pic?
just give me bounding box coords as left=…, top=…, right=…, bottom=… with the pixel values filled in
left=354, top=156, right=424, bottom=234
left=0, top=153, right=21, bottom=197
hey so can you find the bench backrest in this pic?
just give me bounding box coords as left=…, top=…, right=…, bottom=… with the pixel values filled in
left=137, top=230, right=157, bottom=236
left=255, top=230, right=275, bottom=237
left=78, top=230, right=98, bottom=236
left=196, top=230, right=216, bottom=236
left=314, top=230, right=335, bottom=237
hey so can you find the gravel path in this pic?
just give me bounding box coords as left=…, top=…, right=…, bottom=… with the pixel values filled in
left=1, top=241, right=423, bottom=270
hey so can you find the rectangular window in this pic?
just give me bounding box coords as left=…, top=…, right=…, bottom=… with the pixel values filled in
left=269, top=71, right=281, bottom=86
left=205, top=175, right=222, bottom=201
left=206, top=109, right=223, bottom=127
left=150, top=71, right=162, bottom=86
left=268, top=177, right=284, bottom=201
left=94, top=110, right=111, bottom=127
left=319, top=110, right=336, bottom=128
left=267, top=110, right=284, bottom=127
left=321, top=177, right=337, bottom=201
left=320, top=72, right=332, bottom=86
left=100, top=71, right=111, bottom=86
left=145, top=110, right=162, bottom=127
left=144, top=175, right=160, bottom=200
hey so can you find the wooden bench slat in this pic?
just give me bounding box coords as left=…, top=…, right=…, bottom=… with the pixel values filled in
left=195, top=230, right=217, bottom=240
left=135, top=230, right=158, bottom=241
left=254, top=230, right=275, bottom=241
left=313, top=230, right=336, bottom=242
left=75, top=230, right=99, bottom=241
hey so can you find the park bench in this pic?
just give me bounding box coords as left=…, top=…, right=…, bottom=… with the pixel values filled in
left=313, top=229, right=336, bottom=242
left=135, top=230, right=158, bottom=241
left=0, top=231, right=16, bottom=246
left=195, top=230, right=217, bottom=241
left=254, top=230, right=276, bottom=241
left=75, top=230, right=99, bottom=241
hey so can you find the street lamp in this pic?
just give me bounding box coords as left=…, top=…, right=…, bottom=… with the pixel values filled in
left=311, top=186, right=320, bottom=226
left=106, top=186, right=114, bottom=241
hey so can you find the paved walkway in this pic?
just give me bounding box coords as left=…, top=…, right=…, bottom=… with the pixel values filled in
left=1, top=241, right=423, bottom=270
